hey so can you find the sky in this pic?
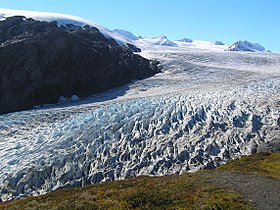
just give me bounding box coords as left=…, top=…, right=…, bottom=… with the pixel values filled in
left=0, top=0, right=279, bottom=52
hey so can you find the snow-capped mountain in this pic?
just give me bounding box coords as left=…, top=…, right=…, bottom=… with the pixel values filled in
left=178, top=38, right=193, bottom=43
left=113, top=29, right=139, bottom=41
left=212, top=41, right=225, bottom=45
left=138, top=35, right=177, bottom=47
left=0, top=8, right=279, bottom=202
left=226, top=40, right=267, bottom=52
left=0, top=9, right=270, bottom=53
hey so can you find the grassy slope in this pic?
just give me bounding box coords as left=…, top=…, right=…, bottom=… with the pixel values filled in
left=217, top=152, right=280, bottom=179
left=1, top=152, right=279, bottom=210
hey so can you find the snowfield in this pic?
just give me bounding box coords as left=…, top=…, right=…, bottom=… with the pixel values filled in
left=0, top=46, right=279, bottom=201
left=0, top=8, right=279, bottom=202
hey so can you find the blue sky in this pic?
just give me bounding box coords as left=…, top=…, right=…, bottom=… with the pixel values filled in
left=1, top=0, right=279, bottom=52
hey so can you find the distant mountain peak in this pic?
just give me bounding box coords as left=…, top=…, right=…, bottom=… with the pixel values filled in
left=212, top=41, right=224, bottom=45
left=226, top=40, right=267, bottom=52
left=178, top=38, right=193, bottom=43
left=152, top=35, right=176, bottom=46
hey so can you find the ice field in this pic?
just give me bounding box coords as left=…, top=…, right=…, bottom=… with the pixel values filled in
left=0, top=46, right=279, bottom=201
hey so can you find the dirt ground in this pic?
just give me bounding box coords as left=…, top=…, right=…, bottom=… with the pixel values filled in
left=211, top=171, right=280, bottom=210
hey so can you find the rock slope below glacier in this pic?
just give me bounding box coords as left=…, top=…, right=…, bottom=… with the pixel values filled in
left=0, top=16, right=160, bottom=114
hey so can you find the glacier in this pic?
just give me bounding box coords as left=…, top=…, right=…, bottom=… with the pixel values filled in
left=0, top=46, right=279, bottom=201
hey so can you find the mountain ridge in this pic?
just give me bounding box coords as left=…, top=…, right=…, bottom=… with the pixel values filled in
left=0, top=9, right=271, bottom=52
left=226, top=40, right=267, bottom=52
left=0, top=16, right=160, bottom=114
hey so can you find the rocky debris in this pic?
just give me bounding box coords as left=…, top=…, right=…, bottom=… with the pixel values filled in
left=126, top=42, right=141, bottom=52
left=211, top=172, right=280, bottom=210
left=0, top=16, right=160, bottom=114
left=257, top=139, right=280, bottom=153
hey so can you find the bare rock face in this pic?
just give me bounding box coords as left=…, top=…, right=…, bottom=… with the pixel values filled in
left=0, top=17, right=160, bottom=114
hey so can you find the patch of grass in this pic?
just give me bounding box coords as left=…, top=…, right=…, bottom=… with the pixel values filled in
left=217, top=152, right=280, bottom=179
left=0, top=173, right=253, bottom=210
left=4, top=152, right=278, bottom=209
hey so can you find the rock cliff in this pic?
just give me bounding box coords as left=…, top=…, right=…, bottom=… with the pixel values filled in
left=0, top=16, right=160, bottom=114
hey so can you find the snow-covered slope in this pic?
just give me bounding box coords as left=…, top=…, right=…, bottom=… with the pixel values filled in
left=226, top=40, right=267, bottom=52
left=172, top=40, right=228, bottom=51
left=137, top=35, right=177, bottom=47
left=113, top=29, right=139, bottom=41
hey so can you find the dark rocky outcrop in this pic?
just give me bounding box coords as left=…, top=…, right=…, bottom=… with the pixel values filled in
left=0, top=16, right=160, bottom=114
left=126, top=43, right=141, bottom=52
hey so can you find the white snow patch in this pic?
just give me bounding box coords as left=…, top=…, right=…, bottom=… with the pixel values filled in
left=113, top=29, right=139, bottom=41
